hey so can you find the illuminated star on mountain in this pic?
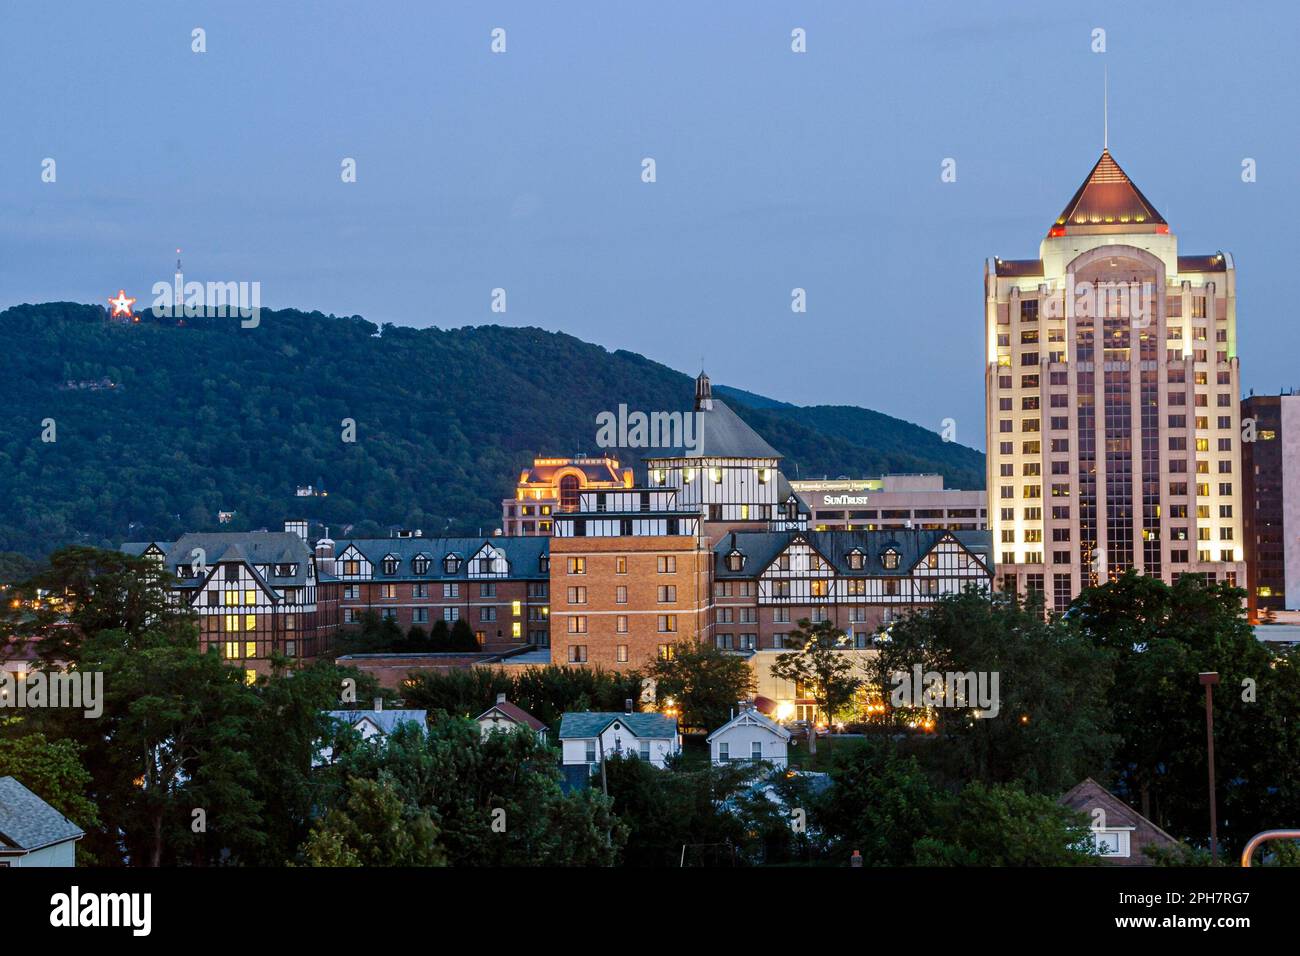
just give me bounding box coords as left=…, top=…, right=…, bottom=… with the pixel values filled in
left=108, top=290, right=136, bottom=318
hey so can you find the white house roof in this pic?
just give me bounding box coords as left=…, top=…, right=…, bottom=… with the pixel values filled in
left=706, top=709, right=792, bottom=743
left=324, top=710, right=427, bottom=735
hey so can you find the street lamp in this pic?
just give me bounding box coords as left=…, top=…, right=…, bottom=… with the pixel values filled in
left=1199, top=672, right=1220, bottom=862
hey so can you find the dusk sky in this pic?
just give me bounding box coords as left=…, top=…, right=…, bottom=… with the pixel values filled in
left=4, top=1, right=1297, bottom=449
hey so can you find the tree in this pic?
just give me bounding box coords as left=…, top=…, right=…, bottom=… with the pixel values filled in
left=598, top=753, right=759, bottom=867
left=813, top=738, right=941, bottom=866
left=1068, top=571, right=1287, bottom=853
left=319, top=716, right=624, bottom=866
left=912, top=782, right=1098, bottom=867
left=450, top=618, right=479, bottom=651
left=0, top=733, right=101, bottom=839
left=429, top=619, right=452, bottom=651
left=769, top=618, right=863, bottom=751
left=870, top=587, right=1115, bottom=794
left=645, top=641, right=754, bottom=733
left=406, top=625, right=430, bottom=651
left=303, top=775, right=445, bottom=867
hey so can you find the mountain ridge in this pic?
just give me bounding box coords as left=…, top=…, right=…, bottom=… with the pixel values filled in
left=0, top=302, right=983, bottom=558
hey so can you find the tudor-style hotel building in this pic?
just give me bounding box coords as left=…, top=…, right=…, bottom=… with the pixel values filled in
left=986, top=148, right=1245, bottom=609
left=550, top=373, right=994, bottom=671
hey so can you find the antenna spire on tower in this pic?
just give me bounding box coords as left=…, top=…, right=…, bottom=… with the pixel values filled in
left=1103, top=65, right=1109, bottom=151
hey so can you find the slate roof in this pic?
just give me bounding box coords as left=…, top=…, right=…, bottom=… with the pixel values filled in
left=1052, top=149, right=1166, bottom=233
left=476, top=699, right=548, bottom=732
left=324, top=709, right=428, bottom=736
left=120, top=532, right=316, bottom=588
left=645, top=398, right=782, bottom=461
left=707, top=708, right=792, bottom=743
left=335, top=536, right=550, bottom=581
left=714, top=529, right=992, bottom=578
left=775, top=472, right=810, bottom=515
left=0, top=776, right=85, bottom=853
left=558, top=712, right=678, bottom=740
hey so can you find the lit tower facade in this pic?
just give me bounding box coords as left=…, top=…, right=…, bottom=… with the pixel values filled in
left=984, top=149, right=1244, bottom=611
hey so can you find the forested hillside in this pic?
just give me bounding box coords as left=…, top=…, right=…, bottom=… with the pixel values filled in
left=0, top=302, right=983, bottom=557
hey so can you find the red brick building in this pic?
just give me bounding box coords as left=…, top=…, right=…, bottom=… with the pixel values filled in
left=328, top=534, right=550, bottom=653
left=550, top=491, right=712, bottom=669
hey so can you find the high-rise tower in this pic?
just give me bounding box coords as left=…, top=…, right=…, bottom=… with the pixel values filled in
left=984, top=149, right=1244, bottom=610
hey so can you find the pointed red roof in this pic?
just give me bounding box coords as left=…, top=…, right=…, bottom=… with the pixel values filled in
left=1049, top=149, right=1166, bottom=236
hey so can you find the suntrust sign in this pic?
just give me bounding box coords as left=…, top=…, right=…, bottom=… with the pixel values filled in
left=822, top=495, right=869, bottom=506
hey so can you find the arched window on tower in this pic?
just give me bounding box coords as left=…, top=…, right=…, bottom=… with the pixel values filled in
left=559, top=475, right=580, bottom=512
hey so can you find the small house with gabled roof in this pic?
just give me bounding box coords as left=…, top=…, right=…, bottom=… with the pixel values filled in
left=558, top=710, right=680, bottom=771
left=1059, top=778, right=1182, bottom=865
left=707, top=707, right=792, bottom=768
left=476, top=693, right=548, bottom=743
left=0, top=776, right=85, bottom=867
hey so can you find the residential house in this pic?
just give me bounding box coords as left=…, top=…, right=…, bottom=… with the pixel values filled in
left=707, top=707, right=791, bottom=768
left=0, top=776, right=84, bottom=867
left=1059, top=778, right=1182, bottom=865
left=558, top=710, right=680, bottom=771
left=317, top=700, right=427, bottom=764
left=476, top=693, right=548, bottom=743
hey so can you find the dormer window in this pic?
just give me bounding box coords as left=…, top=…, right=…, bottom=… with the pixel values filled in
left=412, top=556, right=430, bottom=575
left=847, top=549, right=865, bottom=571
left=382, top=555, right=400, bottom=575
left=443, top=554, right=462, bottom=575
left=175, top=565, right=190, bottom=578
left=726, top=550, right=745, bottom=572
left=784, top=497, right=798, bottom=520
left=881, top=548, right=901, bottom=570
left=539, top=555, right=550, bottom=574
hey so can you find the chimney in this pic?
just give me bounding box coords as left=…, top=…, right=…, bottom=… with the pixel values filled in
left=496, top=693, right=507, bottom=704
left=374, top=697, right=383, bottom=712
left=624, top=698, right=634, bottom=714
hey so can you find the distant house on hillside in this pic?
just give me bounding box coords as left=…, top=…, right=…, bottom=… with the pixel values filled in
left=1059, top=778, right=1182, bottom=865
left=707, top=707, right=791, bottom=768
left=475, top=694, right=548, bottom=743
left=0, top=776, right=85, bottom=867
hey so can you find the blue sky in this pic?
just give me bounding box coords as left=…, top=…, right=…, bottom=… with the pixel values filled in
left=3, top=1, right=1297, bottom=449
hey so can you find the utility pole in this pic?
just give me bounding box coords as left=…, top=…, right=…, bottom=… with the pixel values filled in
left=1199, top=672, right=1220, bottom=862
